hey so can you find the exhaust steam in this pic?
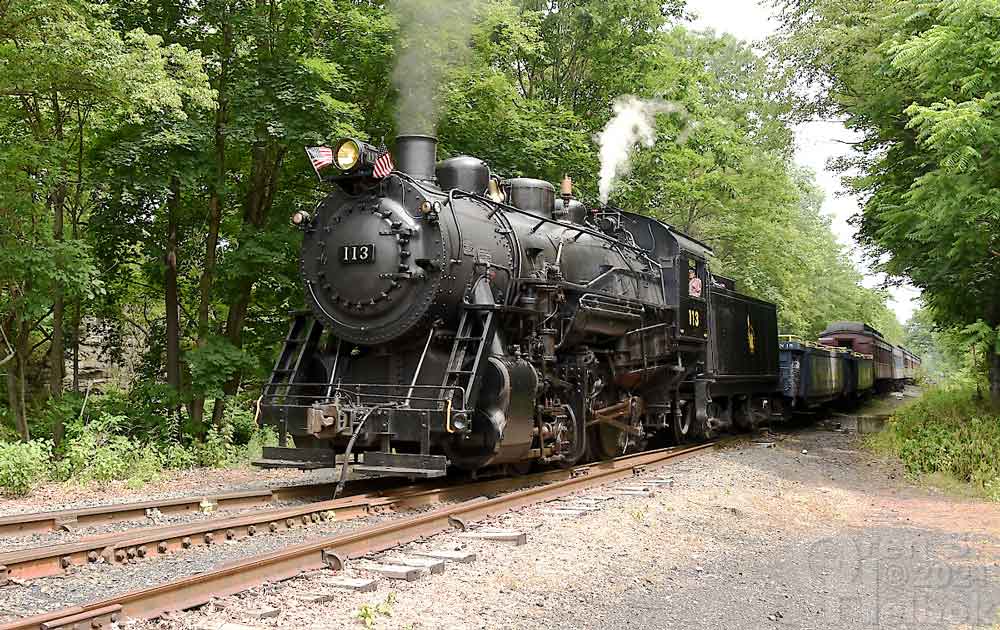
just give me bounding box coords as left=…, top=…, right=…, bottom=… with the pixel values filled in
left=390, top=0, right=483, bottom=135
left=596, top=96, right=693, bottom=204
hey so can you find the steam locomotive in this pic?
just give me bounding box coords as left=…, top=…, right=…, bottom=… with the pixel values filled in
left=257, top=134, right=911, bottom=478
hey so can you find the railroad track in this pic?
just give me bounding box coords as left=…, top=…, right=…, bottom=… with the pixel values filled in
left=0, top=481, right=365, bottom=538
left=1, top=442, right=718, bottom=630
left=0, top=479, right=442, bottom=582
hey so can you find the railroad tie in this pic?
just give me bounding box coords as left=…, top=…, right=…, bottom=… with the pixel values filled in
left=358, top=562, right=428, bottom=581
left=641, top=477, right=675, bottom=486
left=611, top=488, right=655, bottom=497
left=411, top=549, right=477, bottom=564
left=292, top=592, right=341, bottom=604
left=458, top=529, right=527, bottom=545
left=545, top=508, right=588, bottom=518
left=318, top=575, right=379, bottom=592
left=385, top=555, right=446, bottom=574
left=556, top=502, right=601, bottom=511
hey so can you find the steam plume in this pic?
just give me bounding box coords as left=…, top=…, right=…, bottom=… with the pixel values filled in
left=391, top=0, right=483, bottom=135
left=596, top=96, right=689, bottom=204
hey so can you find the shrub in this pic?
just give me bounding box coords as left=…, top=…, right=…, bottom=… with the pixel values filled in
left=61, top=413, right=141, bottom=483
left=193, top=424, right=242, bottom=468
left=126, top=446, right=164, bottom=489
left=225, top=403, right=260, bottom=446
left=162, top=442, right=198, bottom=470
left=873, top=387, right=1000, bottom=499
left=0, top=440, right=52, bottom=496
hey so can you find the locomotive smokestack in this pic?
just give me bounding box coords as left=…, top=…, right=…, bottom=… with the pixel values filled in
left=395, top=134, right=438, bottom=182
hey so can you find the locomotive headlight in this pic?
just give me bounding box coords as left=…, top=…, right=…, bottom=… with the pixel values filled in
left=334, top=139, right=361, bottom=171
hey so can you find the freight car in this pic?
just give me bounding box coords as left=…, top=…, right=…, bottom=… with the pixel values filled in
left=778, top=337, right=874, bottom=410
left=257, top=134, right=780, bottom=477
left=896, top=346, right=921, bottom=386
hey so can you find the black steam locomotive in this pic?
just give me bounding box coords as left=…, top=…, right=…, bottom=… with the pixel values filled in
left=258, top=134, right=780, bottom=478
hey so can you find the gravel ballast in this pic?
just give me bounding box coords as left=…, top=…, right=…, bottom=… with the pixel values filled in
left=3, top=422, right=998, bottom=629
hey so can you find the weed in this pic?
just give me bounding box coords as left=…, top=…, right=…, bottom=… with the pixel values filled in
left=356, top=604, right=377, bottom=628
left=355, top=593, right=397, bottom=628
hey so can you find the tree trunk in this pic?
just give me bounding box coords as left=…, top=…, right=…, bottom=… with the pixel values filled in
left=50, top=182, right=65, bottom=399
left=190, top=21, right=231, bottom=428
left=49, top=92, right=68, bottom=446
left=165, top=176, right=182, bottom=398
left=209, top=142, right=285, bottom=426
left=989, top=346, right=1000, bottom=410
left=50, top=181, right=66, bottom=448
left=71, top=299, right=80, bottom=393
left=5, top=319, right=28, bottom=442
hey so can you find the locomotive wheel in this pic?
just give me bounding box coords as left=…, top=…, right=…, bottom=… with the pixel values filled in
left=672, top=402, right=694, bottom=444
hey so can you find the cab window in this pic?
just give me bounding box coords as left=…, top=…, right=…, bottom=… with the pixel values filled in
left=685, top=258, right=705, bottom=300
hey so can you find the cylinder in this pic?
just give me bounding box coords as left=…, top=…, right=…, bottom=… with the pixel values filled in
left=395, top=134, right=438, bottom=181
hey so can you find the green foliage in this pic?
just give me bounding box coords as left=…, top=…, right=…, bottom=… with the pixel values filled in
left=186, top=338, right=258, bottom=398
left=162, top=442, right=198, bottom=470
left=776, top=0, right=1000, bottom=399
left=0, top=440, right=52, bottom=496
left=871, top=387, right=1000, bottom=500
left=60, top=413, right=137, bottom=483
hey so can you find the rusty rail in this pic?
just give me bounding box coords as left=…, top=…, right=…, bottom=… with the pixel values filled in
left=0, top=480, right=442, bottom=583
left=0, top=477, right=413, bottom=539
left=1, top=442, right=718, bottom=630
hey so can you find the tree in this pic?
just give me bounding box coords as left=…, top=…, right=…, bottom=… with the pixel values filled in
left=0, top=0, right=212, bottom=439
left=776, top=0, right=1000, bottom=405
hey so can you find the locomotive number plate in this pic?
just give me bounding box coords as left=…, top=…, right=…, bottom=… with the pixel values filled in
left=340, top=243, right=376, bottom=264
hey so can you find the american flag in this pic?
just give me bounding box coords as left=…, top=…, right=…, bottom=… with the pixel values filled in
left=373, top=144, right=394, bottom=179
left=306, top=146, right=333, bottom=179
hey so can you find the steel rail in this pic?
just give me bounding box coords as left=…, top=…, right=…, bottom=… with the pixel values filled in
left=1, top=442, right=718, bottom=630
left=0, top=478, right=407, bottom=539
left=0, top=479, right=448, bottom=583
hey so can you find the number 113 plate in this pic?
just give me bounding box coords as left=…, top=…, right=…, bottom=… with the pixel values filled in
left=340, top=244, right=376, bottom=264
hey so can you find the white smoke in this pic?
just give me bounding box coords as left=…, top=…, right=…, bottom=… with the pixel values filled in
left=391, top=0, right=483, bottom=135
left=596, top=96, right=689, bottom=204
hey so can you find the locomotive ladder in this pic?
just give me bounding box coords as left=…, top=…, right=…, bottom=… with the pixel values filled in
left=441, top=305, right=497, bottom=412
left=263, top=315, right=323, bottom=403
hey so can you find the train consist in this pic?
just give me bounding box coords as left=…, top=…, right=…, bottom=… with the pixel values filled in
left=258, top=134, right=918, bottom=477
left=780, top=322, right=919, bottom=411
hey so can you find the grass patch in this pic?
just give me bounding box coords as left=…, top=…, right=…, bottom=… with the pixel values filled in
left=867, top=387, right=1000, bottom=500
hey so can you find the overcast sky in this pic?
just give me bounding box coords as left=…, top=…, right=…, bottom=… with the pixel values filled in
left=686, top=0, right=920, bottom=325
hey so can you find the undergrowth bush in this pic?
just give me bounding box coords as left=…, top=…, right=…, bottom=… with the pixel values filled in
left=0, top=440, right=52, bottom=496
left=869, top=387, right=1000, bottom=500
left=0, top=398, right=278, bottom=496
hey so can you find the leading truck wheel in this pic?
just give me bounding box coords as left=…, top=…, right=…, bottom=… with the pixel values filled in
left=560, top=404, right=588, bottom=467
